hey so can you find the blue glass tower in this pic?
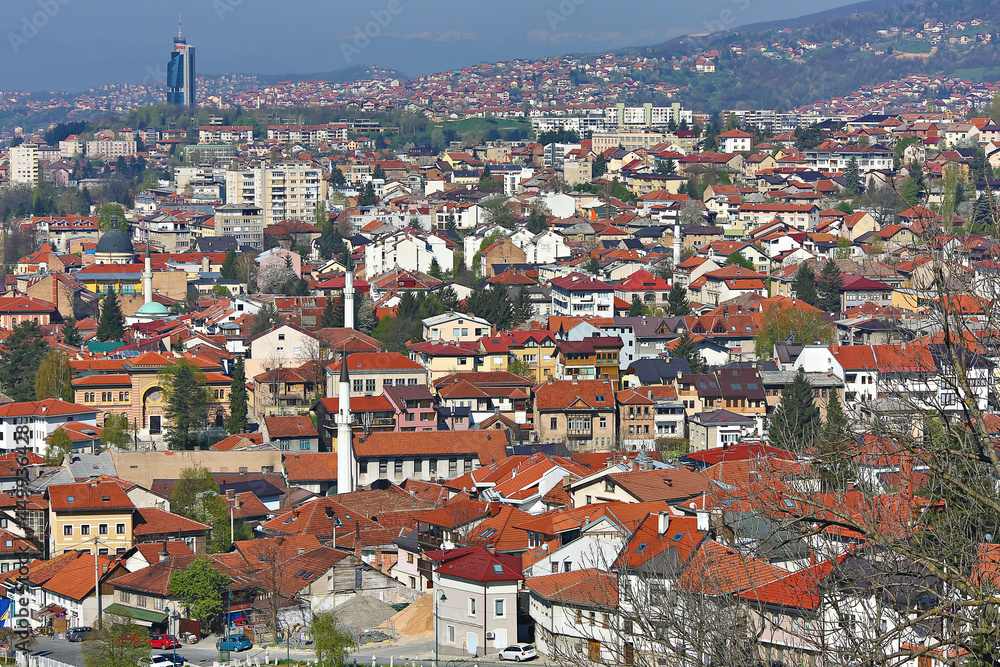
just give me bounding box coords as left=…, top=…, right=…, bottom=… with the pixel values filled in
left=166, top=25, right=196, bottom=108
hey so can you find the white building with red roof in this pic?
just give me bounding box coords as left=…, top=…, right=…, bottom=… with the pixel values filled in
left=0, top=399, right=98, bottom=455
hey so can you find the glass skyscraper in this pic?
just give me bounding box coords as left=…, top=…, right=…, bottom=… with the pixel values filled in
left=167, top=29, right=196, bottom=108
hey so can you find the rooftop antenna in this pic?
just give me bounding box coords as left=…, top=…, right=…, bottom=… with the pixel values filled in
left=178, top=12, right=183, bottom=39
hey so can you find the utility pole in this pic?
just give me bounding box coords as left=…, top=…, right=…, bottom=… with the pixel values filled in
left=94, top=536, right=102, bottom=623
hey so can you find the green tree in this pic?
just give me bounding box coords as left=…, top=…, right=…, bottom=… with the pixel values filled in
left=250, top=303, right=278, bottom=336
left=372, top=316, right=412, bottom=353
left=321, top=298, right=339, bottom=328
left=220, top=249, right=237, bottom=280
left=329, top=167, right=346, bottom=186
left=657, top=158, right=677, bottom=175
left=438, top=285, right=460, bottom=312
left=34, top=350, right=74, bottom=402
left=429, top=257, right=443, bottom=279
left=820, top=388, right=849, bottom=451
left=0, top=320, right=48, bottom=401
left=628, top=295, right=647, bottom=317
left=768, top=368, right=821, bottom=453
left=358, top=181, right=377, bottom=206
left=96, top=288, right=125, bottom=342
left=171, top=467, right=220, bottom=518
left=791, top=263, right=818, bottom=306
left=843, top=156, right=862, bottom=196
left=481, top=195, right=515, bottom=229
left=507, top=358, right=534, bottom=381
left=82, top=616, right=150, bottom=667
left=667, top=282, right=690, bottom=316
left=592, top=154, right=607, bottom=178
left=159, top=359, right=210, bottom=450
left=101, top=413, right=133, bottom=450
left=725, top=252, right=754, bottom=270
left=478, top=165, right=501, bottom=191
left=754, top=305, right=834, bottom=360
left=512, top=286, right=535, bottom=324
left=372, top=164, right=387, bottom=181
left=816, top=258, right=844, bottom=314
left=311, top=611, right=356, bottom=667
left=96, top=203, right=127, bottom=233
left=168, top=556, right=230, bottom=631
left=63, top=316, right=83, bottom=347
left=671, top=331, right=703, bottom=373
left=227, top=357, right=248, bottom=435
left=45, top=429, right=73, bottom=465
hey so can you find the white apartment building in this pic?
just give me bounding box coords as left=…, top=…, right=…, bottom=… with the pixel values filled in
left=363, top=230, right=453, bottom=276
left=225, top=165, right=327, bottom=227
left=214, top=204, right=264, bottom=249
left=9, top=143, right=38, bottom=185
left=85, top=140, right=138, bottom=160
left=0, top=399, right=99, bottom=455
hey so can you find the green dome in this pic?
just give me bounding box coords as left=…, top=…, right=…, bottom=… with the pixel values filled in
left=136, top=301, right=170, bottom=316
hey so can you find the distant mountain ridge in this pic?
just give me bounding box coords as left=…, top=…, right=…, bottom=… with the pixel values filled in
left=251, top=65, right=406, bottom=85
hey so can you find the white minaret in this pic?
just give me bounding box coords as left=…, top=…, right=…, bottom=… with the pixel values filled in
left=344, top=258, right=355, bottom=330
left=142, top=245, right=153, bottom=306
left=336, top=356, right=353, bottom=493
left=673, top=222, right=682, bottom=270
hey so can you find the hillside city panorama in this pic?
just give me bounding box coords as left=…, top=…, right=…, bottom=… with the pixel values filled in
left=3, top=2, right=1000, bottom=667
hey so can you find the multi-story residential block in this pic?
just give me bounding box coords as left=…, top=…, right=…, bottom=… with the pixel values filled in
left=9, top=143, right=38, bottom=185
left=364, top=230, right=454, bottom=277
left=324, top=353, right=429, bottom=399
left=224, top=164, right=327, bottom=227
left=85, top=140, right=137, bottom=160
left=198, top=126, right=254, bottom=144
left=0, top=399, right=98, bottom=455
left=48, top=481, right=135, bottom=556
left=213, top=204, right=264, bottom=249
left=554, top=336, right=623, bottom=383
left=422, top=313, right=491, bottom=343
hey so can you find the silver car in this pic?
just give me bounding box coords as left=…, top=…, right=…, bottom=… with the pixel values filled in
left=498, top=644, right=537, bottom=661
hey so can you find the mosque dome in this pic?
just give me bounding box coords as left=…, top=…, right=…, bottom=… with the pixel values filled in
left=95, top=229, right=134, bottom=256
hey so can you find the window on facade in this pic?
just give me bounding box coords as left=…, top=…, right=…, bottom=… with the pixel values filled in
left=366, top=379, right=376, bottom=392
left=353, top=380, right=363, bottom=392
left=599, top=417, right=607, bottom=429
left=80, top=525, right=90, bottom=535
left=468, top=597, right=476, bottom=616
left=550, top=417, right=557, bottom=429
left=116, top=523, right=126, bottom=534
left=121, top=591, right=130, bottom=603
left=495, top=599, right=505, bottom=617
left=414, top=460, right=422, bottom=474
left=63, top=525, right=72, bottom=536
left=136, top=595, right=147, bottom=607
left=447, top=626, right=455, bottom=644
left=99, top=524, right=108, bottom=535
left=448, top=459, right=457, bottom=476
left=379, top=460, right=388, bottom=475
left=394, top=460, right=403, bottom=476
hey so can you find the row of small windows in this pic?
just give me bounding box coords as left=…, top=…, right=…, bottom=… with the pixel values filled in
left=352, top=378, right=418, bottom=392
left=83, top=392, right=129, bottom=403
left=63, top=523, right=126, bottom=536
left=374, top=458, right=472, bottom=476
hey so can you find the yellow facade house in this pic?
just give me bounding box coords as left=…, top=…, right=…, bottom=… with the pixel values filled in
left=48, top=481, right=135, bottom=556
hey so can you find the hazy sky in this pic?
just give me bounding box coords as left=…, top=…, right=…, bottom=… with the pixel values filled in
left=4, top=0, right=861, bottom=91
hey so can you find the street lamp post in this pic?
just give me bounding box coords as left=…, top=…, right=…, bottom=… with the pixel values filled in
left=434, top=592, right=447, bottom=667
left=164, top=606, right=178, bottom=666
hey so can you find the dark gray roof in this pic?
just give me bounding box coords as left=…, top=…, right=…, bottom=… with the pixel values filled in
left=691, top=409, right=754, bottom=425
left=626, top=357, right=691, bottom=385
left=95, top=229, right=134, bottom=255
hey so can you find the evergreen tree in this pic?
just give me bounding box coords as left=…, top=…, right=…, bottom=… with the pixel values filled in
left=96, top=287, right=125, bottom=342
left=792, top=263, right=819, bottom=307
left=628, top=295, right=646, bottom=317
left=0, top=321, right=48, bottom=402
left=250, top=303, right=278, bottom=336
left=816, top=258, right=844, bottom=314
left=227, top=357, right=248, bottom=435
left=329, top=167, right=346, bottom=186
left=62, top=317, right=83, bottom=347
left=372, top=164, right=387, bottom=181
left=667, top=282, right=691, bottom=316
left=160, top=359, right=210, bottom=450
left=821, top=388, right=849, bottom=451
left=321, top=298, right=338, bottom=328
left=220, top=249, right=237, bottom=280
left=512, top=286, right=535, bottom=324
left=972, top=194, right=995, bottom=233
left=844, top=156, right=862, bottom=196
left=438, top=285, right=460, bottom=312
left=356, top=294, right=376, bottom=335
left=526, top=209, right=548, bottom=234
left=429, top=258, right=443, bottom=279
left=671, top=331, right=703, bottom=373
left=358, top=182, right=377, bottom=207
left=768, top=368, right=822, bottom=452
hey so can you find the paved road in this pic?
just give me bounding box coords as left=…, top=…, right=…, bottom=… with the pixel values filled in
left=29, top=635, right=542, bottom=667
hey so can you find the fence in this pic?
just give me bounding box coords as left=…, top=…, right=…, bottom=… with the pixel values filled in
left=16, top=655, right=75, bottom=667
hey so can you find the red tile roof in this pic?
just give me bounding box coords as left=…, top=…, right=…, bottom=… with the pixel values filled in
left=48, top=481, right=134, bottom=511
left=426, top=546, right=523, bottom=582
left=132, top=507, right=211, bottom=537
left=526, top=568, right=617, bottom=607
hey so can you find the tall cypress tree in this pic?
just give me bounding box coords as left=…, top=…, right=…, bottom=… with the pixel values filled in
left=96, top=287, right=125, bottom=342
left=220, top=249, right=237, bottom=279
left=227, top=357, right=248, bottom=435
left=821, top=388, right=849, bottom=451
left=816, top=258, right=844, bottom=314
left=321, top=299, right=338, bottom=328
left=792, top=263, right=819, bottom=307
left=769, top=368, right=821, bottom=452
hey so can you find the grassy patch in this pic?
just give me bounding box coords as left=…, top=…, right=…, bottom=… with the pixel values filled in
left=950, top=66, right=1000, bottom=82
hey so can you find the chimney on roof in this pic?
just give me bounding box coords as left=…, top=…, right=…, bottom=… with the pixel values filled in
left=657, top=511, right=670, bottom=536
left=226, top=489, right=235, bottom=500
left=159, top=540, right=169, bottom=563
left=696, top=509, right=710, bottom=532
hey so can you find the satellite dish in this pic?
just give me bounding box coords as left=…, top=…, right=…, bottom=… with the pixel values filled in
left=987, top=534, right=993, bottom=542
left=689, top=502, right=697, bottom=509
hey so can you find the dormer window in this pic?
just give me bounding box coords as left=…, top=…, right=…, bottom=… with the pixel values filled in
left=67, top=496, right=74, bottom=503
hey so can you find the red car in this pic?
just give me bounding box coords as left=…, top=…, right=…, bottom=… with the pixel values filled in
left=150, top=635, right=180, bottom=649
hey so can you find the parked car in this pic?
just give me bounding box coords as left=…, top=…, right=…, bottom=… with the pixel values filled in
left=215, top=634, right=252, bottom=652
left=140, top=655, right=188, bottom=667
left=498, top=644, right=537, bottom=662
left=150, top=635, right=180, bottom=649
left=66, top=627, right=94, bottom=642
